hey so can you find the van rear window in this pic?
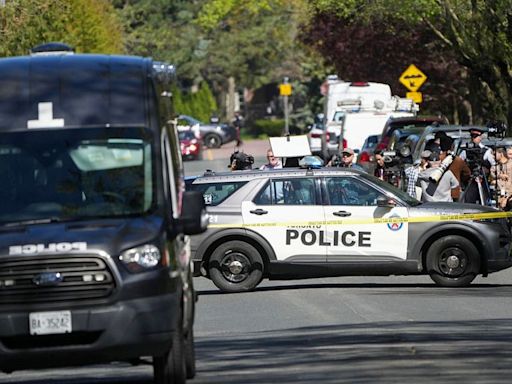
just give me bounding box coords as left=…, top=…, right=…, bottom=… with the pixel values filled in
left=190, top=181, right=247, bottom=206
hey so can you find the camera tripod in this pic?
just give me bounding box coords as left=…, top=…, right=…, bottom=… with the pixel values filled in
left=460, top=166, right=492, bottom=206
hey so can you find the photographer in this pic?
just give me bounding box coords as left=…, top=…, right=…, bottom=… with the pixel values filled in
left=418, top=155, right=459, bottom=202
left=439, top=135, right=471, bottom=202
left=229, top=150, right=254, bottom=171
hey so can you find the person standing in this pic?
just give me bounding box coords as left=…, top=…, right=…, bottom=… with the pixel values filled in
left=327, top=148, right=366, bottom=172
left=490, top=148, right=512, bottom=209
left=438, top=135, right=471, bottom=202
left=260, top=149, right=283, bottom=170
left=418, top=157, right=459, bottom=202
left=373, top=150, right=386, bottom=181
left=459, top=128, right=495, bottom=204
left=232, top=111, right=243, bottom=147
left=404, top=150, right=431, bottom=199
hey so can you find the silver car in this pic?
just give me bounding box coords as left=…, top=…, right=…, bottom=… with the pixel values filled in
left=188, top=167, right=512, bottom=292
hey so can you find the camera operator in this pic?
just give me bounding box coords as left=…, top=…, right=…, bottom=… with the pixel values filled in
left=459, top=126, right=499, bottom=205
left=229, top=150, right=254, bottom=171
left=460, top=128, right=496, bottom=170
left=438, top=135, right=471, bottom=202
left=417, top=154, right=459, bottom=202
left=490, top=148, right=512, bottom=209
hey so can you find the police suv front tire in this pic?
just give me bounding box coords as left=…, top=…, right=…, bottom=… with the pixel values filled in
left=426, top=235, right=480, bottom=287
left=209, top=240, right=263, bottom=292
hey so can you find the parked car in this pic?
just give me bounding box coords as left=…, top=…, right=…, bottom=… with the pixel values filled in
left=356, top=134, right=381, bottom=173
left=177, top=114, right=237, bottom=149
left=376, top=115, right=448, bottom=151
left=387, top=126, right=426, bottom=152
left=187, top=166, right=512, bottom=292
left=179, top=130, right=202, bottom=161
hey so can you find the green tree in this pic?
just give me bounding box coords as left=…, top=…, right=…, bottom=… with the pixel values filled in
left=306, top=0, right=512, bottom=126
left=0, top=0, right=123, bottom=57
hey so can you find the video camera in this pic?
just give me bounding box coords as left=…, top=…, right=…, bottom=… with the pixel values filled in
left=229, top=150, right=254, bottom=171
left=380, top=147, right=413, bottom=188
left=487, top=120, right=507, bottom=139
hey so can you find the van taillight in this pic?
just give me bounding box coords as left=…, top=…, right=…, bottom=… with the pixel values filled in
left=359, top=151, right=370, bottom=162
left=342, top=138, right=347, bottom=148
left=350, top=82, right=369, bottom=87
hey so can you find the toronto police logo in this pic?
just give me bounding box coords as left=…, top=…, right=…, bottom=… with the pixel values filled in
left=386, top=215, right=403, bottom=231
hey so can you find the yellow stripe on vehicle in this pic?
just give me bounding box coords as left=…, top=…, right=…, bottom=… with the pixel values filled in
left=208, top=211, right=512, bottom=229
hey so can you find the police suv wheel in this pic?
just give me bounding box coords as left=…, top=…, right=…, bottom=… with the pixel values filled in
left=426, top=235, right=480, bottom=287
left=209, top=241, right=263, bottom=292
left=204, top=133, right=222, bottom=148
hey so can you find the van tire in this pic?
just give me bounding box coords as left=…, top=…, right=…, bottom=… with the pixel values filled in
left=204, top=133, right=222, bottom=148
left=153, top=309, right=186, bottom=384
left=184, top=326, right=196, bottom=379
left=426, top=235, right=480, bottom=287
left=209, top=240, right=263, bottom=292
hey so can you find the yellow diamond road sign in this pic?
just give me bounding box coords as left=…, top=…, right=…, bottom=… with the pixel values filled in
left=399, top=64, right=427, bottom=92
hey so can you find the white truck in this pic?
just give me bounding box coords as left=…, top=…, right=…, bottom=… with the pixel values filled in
left=320, top=78, right=419, bottom=159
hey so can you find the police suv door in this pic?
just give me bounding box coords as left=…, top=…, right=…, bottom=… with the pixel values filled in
left=241, top=177, right=327, bottom=262
left=323, top=176, right=408, bottom=262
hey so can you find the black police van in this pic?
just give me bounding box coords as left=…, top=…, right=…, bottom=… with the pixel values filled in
left=0, top=43, right=207, bottom=384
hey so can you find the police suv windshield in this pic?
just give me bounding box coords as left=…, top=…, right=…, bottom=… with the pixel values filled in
left=0, top=127, right=154, bottom=225
left=361, top=173, right=421, bottom=206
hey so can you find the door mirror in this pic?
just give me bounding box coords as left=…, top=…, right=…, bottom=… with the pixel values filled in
left=376, top=195, right=396, bottom=208
left=180, top=191, right=208, bottom=235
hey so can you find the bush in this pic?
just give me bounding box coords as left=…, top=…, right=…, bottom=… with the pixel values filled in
left=172, top=82, right=218, bottom=122
left=252, top=119, right=285, bottom=137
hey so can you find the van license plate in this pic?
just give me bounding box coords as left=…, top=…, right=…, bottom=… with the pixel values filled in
left=29, top=311, right=72, bottom=335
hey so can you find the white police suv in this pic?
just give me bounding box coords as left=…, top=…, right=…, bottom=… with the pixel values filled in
left=188, top=167, right=512, bottom=292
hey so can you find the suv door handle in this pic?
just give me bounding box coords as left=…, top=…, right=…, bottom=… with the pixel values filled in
left=250, top=209, right=268, bottom=215
left=333, top=211, right=351, bottom=217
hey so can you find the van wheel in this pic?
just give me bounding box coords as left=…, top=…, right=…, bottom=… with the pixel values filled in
left=426, top=235, right=480, bottom=287
left=153, top=313, right=186, bottom=384
left=184, top=326, right=196, bottom=379
left=209, top=240, right=263, bottom=292
left=204, top=133, right=222, bottom=148
left=184, top=269, right=196, bottom=379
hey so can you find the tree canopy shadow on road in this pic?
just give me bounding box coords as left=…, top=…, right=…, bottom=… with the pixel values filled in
left=195, top=318, right=512, bottom=384
left=198, top=281, right=512, bottom=297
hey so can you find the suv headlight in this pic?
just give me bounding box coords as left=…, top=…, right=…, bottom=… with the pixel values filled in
left=120, top=244, right=161, bottom=272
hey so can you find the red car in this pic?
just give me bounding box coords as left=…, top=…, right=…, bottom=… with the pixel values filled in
left=179, top=130, right=202, bottom=160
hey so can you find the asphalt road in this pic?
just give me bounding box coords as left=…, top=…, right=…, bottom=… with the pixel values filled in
left=5, top=140, right=512, bottom=384
left=4, top=271, right=512, bottom=384
left=184, top=139, right=270, bottom=177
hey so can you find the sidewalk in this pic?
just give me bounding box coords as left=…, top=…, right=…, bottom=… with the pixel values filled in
left=202, top=138, right=270, bottom=161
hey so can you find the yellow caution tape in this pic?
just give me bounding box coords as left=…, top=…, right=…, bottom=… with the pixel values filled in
left=209, top=211, right=512, bottom=229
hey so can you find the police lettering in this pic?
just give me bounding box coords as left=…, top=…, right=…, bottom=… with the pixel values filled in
left=286, top=229, right=371, bottom=247
left=9, top=242, right=88, bottom=255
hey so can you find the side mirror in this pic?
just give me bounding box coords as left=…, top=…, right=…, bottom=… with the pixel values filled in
left=180, top=191, right=208, bottom=235
left=376, top=196, right=396, bottom=208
